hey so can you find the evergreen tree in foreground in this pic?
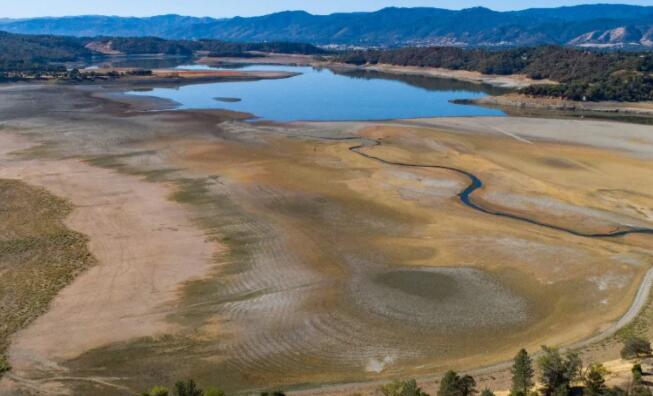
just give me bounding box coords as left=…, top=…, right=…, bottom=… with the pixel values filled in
left=175, top=379, right=203, bottom=396
left=438, top=370, right=477, bottom=396
left=511, top=349, right=534, bottom=396
left=537, top=346, right=582, bottom=396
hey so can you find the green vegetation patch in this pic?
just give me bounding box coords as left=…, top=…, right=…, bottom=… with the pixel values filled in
left=339, top=46, right=653, bottom=102
left=0, top=178, right=95, bottom=375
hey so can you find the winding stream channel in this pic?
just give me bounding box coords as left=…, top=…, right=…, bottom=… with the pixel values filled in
left=347, top=138, right=653, bottom=238
left=289, top=133, right=653, bottom=395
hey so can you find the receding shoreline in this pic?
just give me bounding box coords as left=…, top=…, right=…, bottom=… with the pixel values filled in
left=198, top=54, right=554, bottom=90
left=327, top=63, right=556, bottom=89
left=461, top=93, right=653, bottom=117
left=0, top=80, right=653, bottom=395
left=197, top=55, right=653, bottom=118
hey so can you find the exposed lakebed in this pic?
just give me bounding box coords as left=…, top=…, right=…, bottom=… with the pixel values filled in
left=127, top=64, right=505, bottom=121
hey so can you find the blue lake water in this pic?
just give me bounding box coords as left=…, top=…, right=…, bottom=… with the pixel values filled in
left=127, top=64, right=506, bottom=121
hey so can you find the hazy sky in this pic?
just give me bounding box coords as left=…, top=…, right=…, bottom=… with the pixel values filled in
left=3, top=0, right=653, bottom=18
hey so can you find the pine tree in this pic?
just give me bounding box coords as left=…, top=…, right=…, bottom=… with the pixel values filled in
left=438, top=371, right=476, bottom=396
left=511, top=349, right=534, bottom=396
left=174, top=380, right=203, bottom=396
left=439, top=371, right=463, bottom=396
left=537, top=346, right=582, bottom=396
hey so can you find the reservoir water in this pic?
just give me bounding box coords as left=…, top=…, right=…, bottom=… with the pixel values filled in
left=127, top=64, right=506, bottom=121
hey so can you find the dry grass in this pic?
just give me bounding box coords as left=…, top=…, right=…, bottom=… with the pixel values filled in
left=0, top=179, right=94, bottom=374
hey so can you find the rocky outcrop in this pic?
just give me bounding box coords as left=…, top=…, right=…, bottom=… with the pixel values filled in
left=84, top=40, right=122, bottom=55
left=569, top=26, right=650, bottom=48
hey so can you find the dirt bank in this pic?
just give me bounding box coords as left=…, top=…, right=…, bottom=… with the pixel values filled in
left=468, top=94, right=653, bottom=117
left=329, top=64, right=555, bottom=89
left=199, top=53, right=316, bottom=66
left=198, top=56, right=551, bottom=89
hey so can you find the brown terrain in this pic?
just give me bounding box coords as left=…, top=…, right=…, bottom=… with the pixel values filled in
left=78, top=67, right=299, bottom=86
left=471, top=93, right=653, bottom=117
left=0, top=78, right=651, bottom=396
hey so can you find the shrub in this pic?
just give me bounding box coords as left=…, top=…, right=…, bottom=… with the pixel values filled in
left=621, top=337, right=652, bottom=359
left=632, top=363, right=644, bottom=384
left=0, top=356, right=10, bottom=375
left=480, top=389, right=495, bottom=396
left=204, top=387, right=225, bottom=396
left=380, top=379, right=429, bottom=396
left=583, top=363, right=608, bottom=396
left=142, top=386, right=170, bottom=396
left=631, top=385, right=652, bottom=396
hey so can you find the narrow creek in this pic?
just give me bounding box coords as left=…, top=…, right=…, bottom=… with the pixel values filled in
left=340, top=137, right=653, bottom=239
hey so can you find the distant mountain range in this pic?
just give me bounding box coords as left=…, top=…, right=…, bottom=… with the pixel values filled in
left=2, top=4, right=653, bottom=48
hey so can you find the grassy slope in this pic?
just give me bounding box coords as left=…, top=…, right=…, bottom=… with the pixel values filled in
left=0, top=179, right=95, bottom=374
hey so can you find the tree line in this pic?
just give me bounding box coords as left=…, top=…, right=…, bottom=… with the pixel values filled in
left=0, top=31, right=326, bottom=76
left=103, top=37, right=327, bottom=57
left=139, top=336, right=652, bottom=396
left=377, top=336, right=652, bottom=396
left=337, top=46, right=653, bottom=102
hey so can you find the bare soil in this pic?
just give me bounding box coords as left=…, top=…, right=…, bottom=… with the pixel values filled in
left=0, top=83, right=652, bottom=395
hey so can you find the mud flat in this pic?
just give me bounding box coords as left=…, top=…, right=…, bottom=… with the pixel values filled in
left=0, top=83, right=652, bottom=395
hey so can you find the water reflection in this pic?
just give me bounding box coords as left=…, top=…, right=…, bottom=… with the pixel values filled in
left=127, top=64, right=506, bottom=121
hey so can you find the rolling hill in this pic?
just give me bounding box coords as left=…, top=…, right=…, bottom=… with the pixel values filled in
left=1, top=5, right=653, bottom=48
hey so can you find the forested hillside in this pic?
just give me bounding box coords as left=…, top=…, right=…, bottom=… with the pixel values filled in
left=0, top=32, right=325, bottom=72
left=0, top=31, right=89, bottom=71
left=339, top=46, right=653, bottom=101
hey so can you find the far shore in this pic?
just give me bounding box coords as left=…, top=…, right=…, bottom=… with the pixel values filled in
left=83, top=67, right=300, bottom=85
left=197, top=54, right=653, bottom=118
left=198, top=54, right=554, bottom=89
left=198, top=53, right=317, bottom=67
left=327, top=63, right=556, bottom=89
